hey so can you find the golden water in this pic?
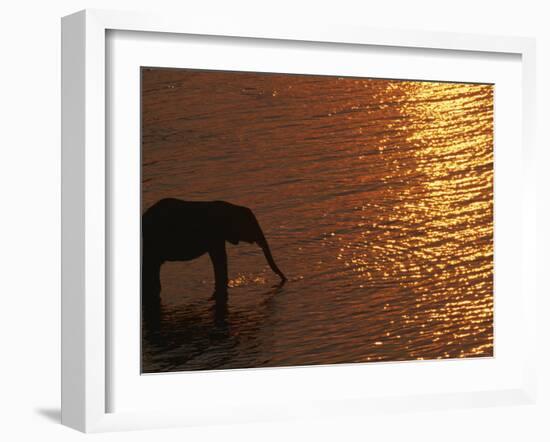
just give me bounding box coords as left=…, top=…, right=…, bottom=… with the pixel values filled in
left=141, top=68, right=493, bottom=372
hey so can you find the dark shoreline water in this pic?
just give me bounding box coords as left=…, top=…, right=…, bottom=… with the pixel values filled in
left=141, top=68, right=493, bottom=373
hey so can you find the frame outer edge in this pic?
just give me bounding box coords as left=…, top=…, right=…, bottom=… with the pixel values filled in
left=61, top=8, right=538, bottom=432
left=62, top=9, right=108, bottom=433
left=84, top=9, right=108, bottom=432
left=89, top=7, right=531, bottom=55
left=61, top=10, right=87, bottom=432
left=521, top=38, right=537, bottom=402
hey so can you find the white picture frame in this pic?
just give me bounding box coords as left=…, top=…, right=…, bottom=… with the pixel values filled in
left=61, top=9, right=537, bottom=433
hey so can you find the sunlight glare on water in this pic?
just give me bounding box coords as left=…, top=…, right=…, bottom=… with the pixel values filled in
left=141, top=69, right=493, bottom=372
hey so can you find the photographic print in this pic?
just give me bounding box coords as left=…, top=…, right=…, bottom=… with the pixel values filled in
left=141, top=67, right=493, bottom=373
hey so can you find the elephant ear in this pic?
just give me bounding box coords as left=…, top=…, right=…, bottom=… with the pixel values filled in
left=221, top=203, right=261, bottom=245
left=212, top=201, right=243, bottom=245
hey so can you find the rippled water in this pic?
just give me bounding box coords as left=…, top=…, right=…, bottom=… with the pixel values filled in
left=141, top=68, right=493, bottom=373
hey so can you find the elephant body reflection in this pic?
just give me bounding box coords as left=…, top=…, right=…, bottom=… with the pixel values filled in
left=142, top=198, right=286, bottom=307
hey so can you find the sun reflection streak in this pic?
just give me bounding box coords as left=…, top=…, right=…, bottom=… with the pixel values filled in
left=339, top=80, right=494, bottom=359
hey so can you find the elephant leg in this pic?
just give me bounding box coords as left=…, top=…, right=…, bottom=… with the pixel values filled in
left=142, top=254, right=162, bottom=307
left=208, top=242, right=228, bottom=293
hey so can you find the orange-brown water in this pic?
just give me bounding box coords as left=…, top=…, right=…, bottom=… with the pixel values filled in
left=141, top=68, right=493, bottom=373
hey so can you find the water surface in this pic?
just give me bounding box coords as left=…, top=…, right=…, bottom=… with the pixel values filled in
left=141, top=68, right=493, bottom=372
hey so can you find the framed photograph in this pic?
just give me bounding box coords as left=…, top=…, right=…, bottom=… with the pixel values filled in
left=61, top=9, right=537, bottom=432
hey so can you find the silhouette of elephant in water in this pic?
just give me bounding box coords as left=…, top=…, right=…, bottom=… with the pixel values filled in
left=142, top=198, right=287, bottom=306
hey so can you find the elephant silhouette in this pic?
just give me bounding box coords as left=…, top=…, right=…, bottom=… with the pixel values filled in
left=142, top=198, right=287, bottom=306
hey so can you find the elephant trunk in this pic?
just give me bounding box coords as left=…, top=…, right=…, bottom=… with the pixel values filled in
left=257, top=234, right=287, bottom=282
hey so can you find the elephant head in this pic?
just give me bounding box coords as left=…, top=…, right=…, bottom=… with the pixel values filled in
left=222, top=203, right=287, bottom=282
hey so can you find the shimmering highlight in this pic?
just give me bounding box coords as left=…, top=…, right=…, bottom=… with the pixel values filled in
left=141, top=69, right=493, bottom=372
